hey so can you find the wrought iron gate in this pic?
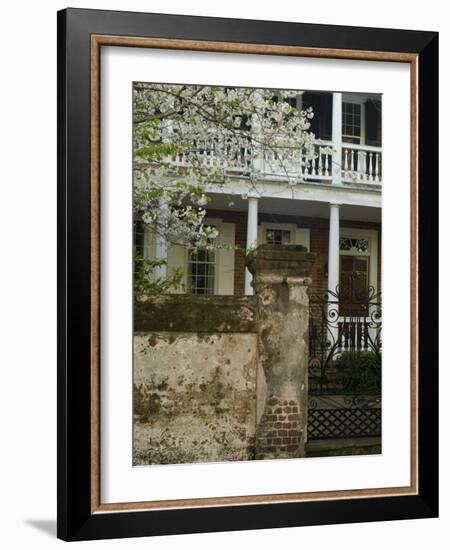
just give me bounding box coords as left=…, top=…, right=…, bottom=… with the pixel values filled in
left=307, top=278, right=382, bottom=441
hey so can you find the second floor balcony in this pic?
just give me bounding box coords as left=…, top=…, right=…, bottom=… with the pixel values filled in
left=170, top=138, right=382, bottom=186
left=167, top=91, right=382, bottom=188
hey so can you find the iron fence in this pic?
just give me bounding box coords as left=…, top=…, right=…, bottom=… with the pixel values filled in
left=307, top=276, right=382, bottom=440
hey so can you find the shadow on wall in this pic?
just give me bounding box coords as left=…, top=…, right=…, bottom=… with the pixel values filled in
left=25, top=519, right=56, bottom=538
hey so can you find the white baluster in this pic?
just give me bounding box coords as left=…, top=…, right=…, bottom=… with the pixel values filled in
left=220, top=136, right=225, bottom=167
left=217, top=136, right=222, bottom=167
left=356, top=150, right=362, bottom=182
left=375, top=152, right=380, bottom=182
left=361, top=151, right=367, bottom=181
left=215, top=138, right=218, bottom=167
left=319, top=148, right=324, bottom=176
left=350, top=150, right=355, bottom=174
left=344, top=149, right=349, bottom=178
left=368, top=152, right=374, bottom=181
left=305, top=155, right=310, bottom=177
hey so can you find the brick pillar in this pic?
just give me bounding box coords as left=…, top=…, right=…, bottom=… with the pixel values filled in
left=247, top=244, right=315, bottom=460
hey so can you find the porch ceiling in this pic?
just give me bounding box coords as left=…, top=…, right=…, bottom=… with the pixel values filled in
left=207, top=193, right=382, bottom=223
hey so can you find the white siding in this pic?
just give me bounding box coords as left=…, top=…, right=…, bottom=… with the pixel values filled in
left=295, top=227, right=310, bottom=251
left=167, top=243, right=187, bottom=293
left=217, top=222, right=235, bottom=295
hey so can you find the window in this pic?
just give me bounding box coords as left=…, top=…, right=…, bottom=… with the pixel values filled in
left=365, top=99, right=382, bottom=147
left=301, top=92, right=332, bottom=141
left=187, top=248, right=216, bottom=295
left=133, top=219, right=145, bottom=279
left=270, top=91, right=298, bottom=109
left=342, top=102, right=361, bottom=144
left=133, top=219, right=145, bottom=254
left=266, top=228, right=291, bottom=245
left=339, top=237, right=369, bottom=253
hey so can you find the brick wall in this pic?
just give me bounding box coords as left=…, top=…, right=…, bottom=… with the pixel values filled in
left=256, top=397, right=303, bottom=458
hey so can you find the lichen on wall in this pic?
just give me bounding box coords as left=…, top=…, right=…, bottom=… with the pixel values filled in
left=133, top=331, right=257, bottom=465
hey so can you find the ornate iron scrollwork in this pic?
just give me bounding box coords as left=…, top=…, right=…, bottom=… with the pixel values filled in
left=308, top=274, right=382, bottom=440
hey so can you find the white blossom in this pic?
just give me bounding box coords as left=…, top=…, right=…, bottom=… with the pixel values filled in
left=133, top=83, right=317, bottom=251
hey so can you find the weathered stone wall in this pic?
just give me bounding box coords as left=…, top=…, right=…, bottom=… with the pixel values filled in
left=132, top=247, right=380, bottom=464
left=133, top=295, right=258, bottom=465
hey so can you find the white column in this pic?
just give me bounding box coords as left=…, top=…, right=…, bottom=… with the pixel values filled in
left=328, top=203, right=340, bottom=294
left=332, top=92, right=343, bottom=185
left=154, top=194, right=168, bottom=279
left=328, top=203, right=340, bottom=352
left=244, top=196, right=259, bottom=295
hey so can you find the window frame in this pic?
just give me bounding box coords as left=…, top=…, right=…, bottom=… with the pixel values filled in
left=185, top=217, right=222, bottom=295
left=342, top=94, right=366, bottom=145
left=260, top=222, right=297, bottom=246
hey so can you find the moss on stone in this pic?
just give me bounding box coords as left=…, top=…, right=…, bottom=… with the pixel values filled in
left=134, top=295, right=257, bottom=333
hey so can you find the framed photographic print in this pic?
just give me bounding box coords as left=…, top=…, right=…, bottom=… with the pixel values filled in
left=57, top=8, right=438, bottom=541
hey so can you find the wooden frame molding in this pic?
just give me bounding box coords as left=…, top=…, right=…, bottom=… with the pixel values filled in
left=91, top=34, right=418, bottom=62
left=90, top=35, right=419, bottom=514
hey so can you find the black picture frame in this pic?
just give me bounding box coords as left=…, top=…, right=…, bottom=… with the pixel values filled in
left=57, top=7, right=438, bottom=541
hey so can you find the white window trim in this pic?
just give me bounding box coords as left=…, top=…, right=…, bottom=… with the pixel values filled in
left=184, top=217, right=222, bottom=295
left=260, top=222, right=296, bottom=244
left=342, top=94, right=366, bottom=145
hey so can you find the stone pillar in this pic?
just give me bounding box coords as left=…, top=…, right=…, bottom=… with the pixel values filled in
left=244, top=196, right=259, bottom=295
left=247, top=244, right=315, bottom=460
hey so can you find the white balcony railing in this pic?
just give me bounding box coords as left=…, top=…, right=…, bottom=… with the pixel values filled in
left=262, top=140, right=333, bottom=182
left=342, top=144, right=382, bottom=184
left=170, top=139, right=382, bottom=186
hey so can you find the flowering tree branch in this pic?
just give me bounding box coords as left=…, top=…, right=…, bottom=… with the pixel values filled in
left=133, top=83, right=318, bottom=291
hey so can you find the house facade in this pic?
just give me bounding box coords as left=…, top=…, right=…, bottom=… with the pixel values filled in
left=136, top=90, right=382, bottom=301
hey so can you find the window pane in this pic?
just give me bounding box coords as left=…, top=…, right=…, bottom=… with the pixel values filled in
left=282, top=231, right=291, bottom=244
left=266, top=228, right=291, bottom=245
left=342, top=102, right=361, bottom=141
left=188, top=248, right=216, bottom=295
